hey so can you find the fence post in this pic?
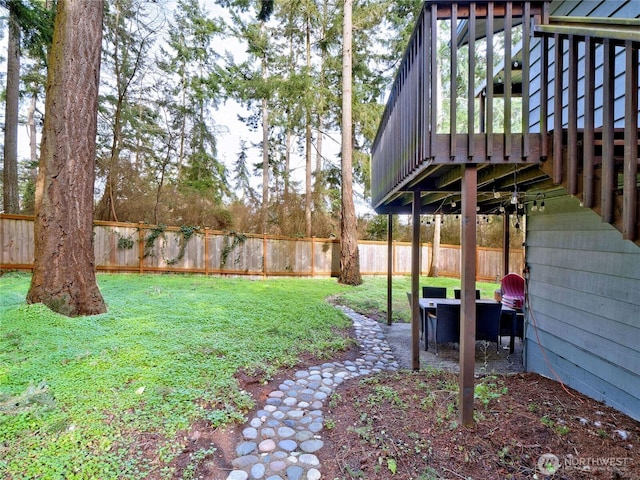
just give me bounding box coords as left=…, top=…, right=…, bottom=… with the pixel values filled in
left=263, top=233, right=267, bottom=278
left=204, top=228, right=209, bottom=275
left=138, top=222, right=145, bottom=274
left=311, top=236, right=315, bottom=278
left=392, top=240, right=397, bottom=274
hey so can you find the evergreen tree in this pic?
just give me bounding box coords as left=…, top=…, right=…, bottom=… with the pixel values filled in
left=95, top=0, right=163, bottom=221
left=27, top=0, right=106, bottom=316
left=1, top=0, right=53, bottom=214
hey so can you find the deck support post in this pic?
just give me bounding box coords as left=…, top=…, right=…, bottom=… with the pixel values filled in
left=460, top=165, right=477, bottom=426
left=387, top=213, right=393, bottom=326
left=411, top=190, right=421, bottom=371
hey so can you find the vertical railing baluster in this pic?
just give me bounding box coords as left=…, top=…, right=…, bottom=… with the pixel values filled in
left=583, top=36, right=595, bottom=208
left=402, top=68, right=407, bottom=178
left=623, top=41, right=638, bottom=241
left=467, top=3, right=476, bottom=159
left=602, top=39, right=615, bottom=224
left=540, top=35, right=549, bottom=158
left=567, top=35, right=578, bottom=195
left=486, top=2, right=494, bottom=157
left=521, top=2, right=531, bottom=158
left=504, top=1, right=512, bottom=158
left=414, top=39, right=419, bottom=169
left=553, top=33, right=564, bottom=184
left=423, top=8, right=431, bottom=160
left=430, top=4, right=438, bottom=156
left=450, top=3, right=458, bottom=158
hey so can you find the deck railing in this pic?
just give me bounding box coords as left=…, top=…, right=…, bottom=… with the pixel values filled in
left=535, top=16, right=640, bottom=241
left=371, top=1, right=548, bottom=208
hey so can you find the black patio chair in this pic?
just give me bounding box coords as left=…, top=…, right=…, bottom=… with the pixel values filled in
left=422, top=286, right=447, bottom=299
left=454, top=289, right=481, bottom=299
left=475, top=302, right=503, bottom=352
left=429, top=303, right=460, bottom=354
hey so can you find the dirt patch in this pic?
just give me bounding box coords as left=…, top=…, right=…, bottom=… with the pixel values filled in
left=321, top=370, right=639, bottom=479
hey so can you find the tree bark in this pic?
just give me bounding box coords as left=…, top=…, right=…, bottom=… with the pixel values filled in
left=338, top=0, right=362, bottom=286
left=429, top=214, right=441, bottom=276
left=26, top=0, right=107, bottom=316
left=3, top=3, right=20, bottom=214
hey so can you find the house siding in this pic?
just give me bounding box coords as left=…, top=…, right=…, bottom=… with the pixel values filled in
left=525, top=195, right=640, bottom=420
left=528, top=0, right=640, bottom=132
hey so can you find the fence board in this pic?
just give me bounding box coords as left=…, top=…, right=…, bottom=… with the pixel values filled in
left=0, top=215, right=522, bottom=280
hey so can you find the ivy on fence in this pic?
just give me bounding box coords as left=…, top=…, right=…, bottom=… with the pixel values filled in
left=220, top=231, right=247, bottom=267
left=142, top=224, right=200, bottom=265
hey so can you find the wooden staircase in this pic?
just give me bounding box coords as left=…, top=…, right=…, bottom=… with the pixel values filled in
left=535, top=16, right=640, bottom=246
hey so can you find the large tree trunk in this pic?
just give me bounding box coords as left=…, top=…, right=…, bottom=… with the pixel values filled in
left=27, top=0, right=107, bottom=317
left=3, top=3, right=20, bottom=214
left=338, top=0, right=362, bottom=286
left=429, top=214, right=441, bottom=276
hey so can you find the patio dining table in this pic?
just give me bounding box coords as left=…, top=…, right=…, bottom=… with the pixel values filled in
left=419, top=297, right=520, bottom=354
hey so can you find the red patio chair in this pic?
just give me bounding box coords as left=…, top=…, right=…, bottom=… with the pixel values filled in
left=500, top=273, right=525, bottom=310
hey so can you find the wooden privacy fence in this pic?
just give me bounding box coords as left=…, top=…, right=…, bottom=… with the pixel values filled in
left=0, top=214, right=523, bottom=281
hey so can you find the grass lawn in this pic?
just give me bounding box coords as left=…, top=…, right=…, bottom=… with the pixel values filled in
left=0, top=272, right=498, bottom=479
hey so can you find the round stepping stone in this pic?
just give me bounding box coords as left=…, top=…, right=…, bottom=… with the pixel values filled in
left=250, top=463, right=265, bottom=478
left=298, top=453, right=320, bottom=466
left=260, top=427, right=275, bottom=438
left=308, top=421, right=323, bottom=433
left=277, top=426, right=295, bottom=438
left=278, top=439, right=297, bottom=451
left=235, top=441, right=257, bottom=456
left=269, top=460, right=287, bottom=472
left=300, top=439, right=323, bottom=453
left=243, top=427, right=258, bottom=440
left=286, top=465, right=304, bottom=480
left=231, top=454, right=259, bottom=469
left=226, top=471, right=248, bottom=480
left=258, top=439, right=276, bottom=452
left=295, top=430, right=314, bottom=442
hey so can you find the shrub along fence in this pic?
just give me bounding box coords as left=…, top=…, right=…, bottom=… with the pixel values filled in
left=0, top=214, right=523, bottom=281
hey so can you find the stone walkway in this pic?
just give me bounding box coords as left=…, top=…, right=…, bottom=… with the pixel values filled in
left=225, top=306, right=399, bottom=480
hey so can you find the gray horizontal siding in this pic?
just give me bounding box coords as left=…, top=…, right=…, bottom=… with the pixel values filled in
left=528, top=0, right=640, bottom=132
left=525, top=195, right=640, bottom=420
left=526, top=336, right=640, bottom=420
